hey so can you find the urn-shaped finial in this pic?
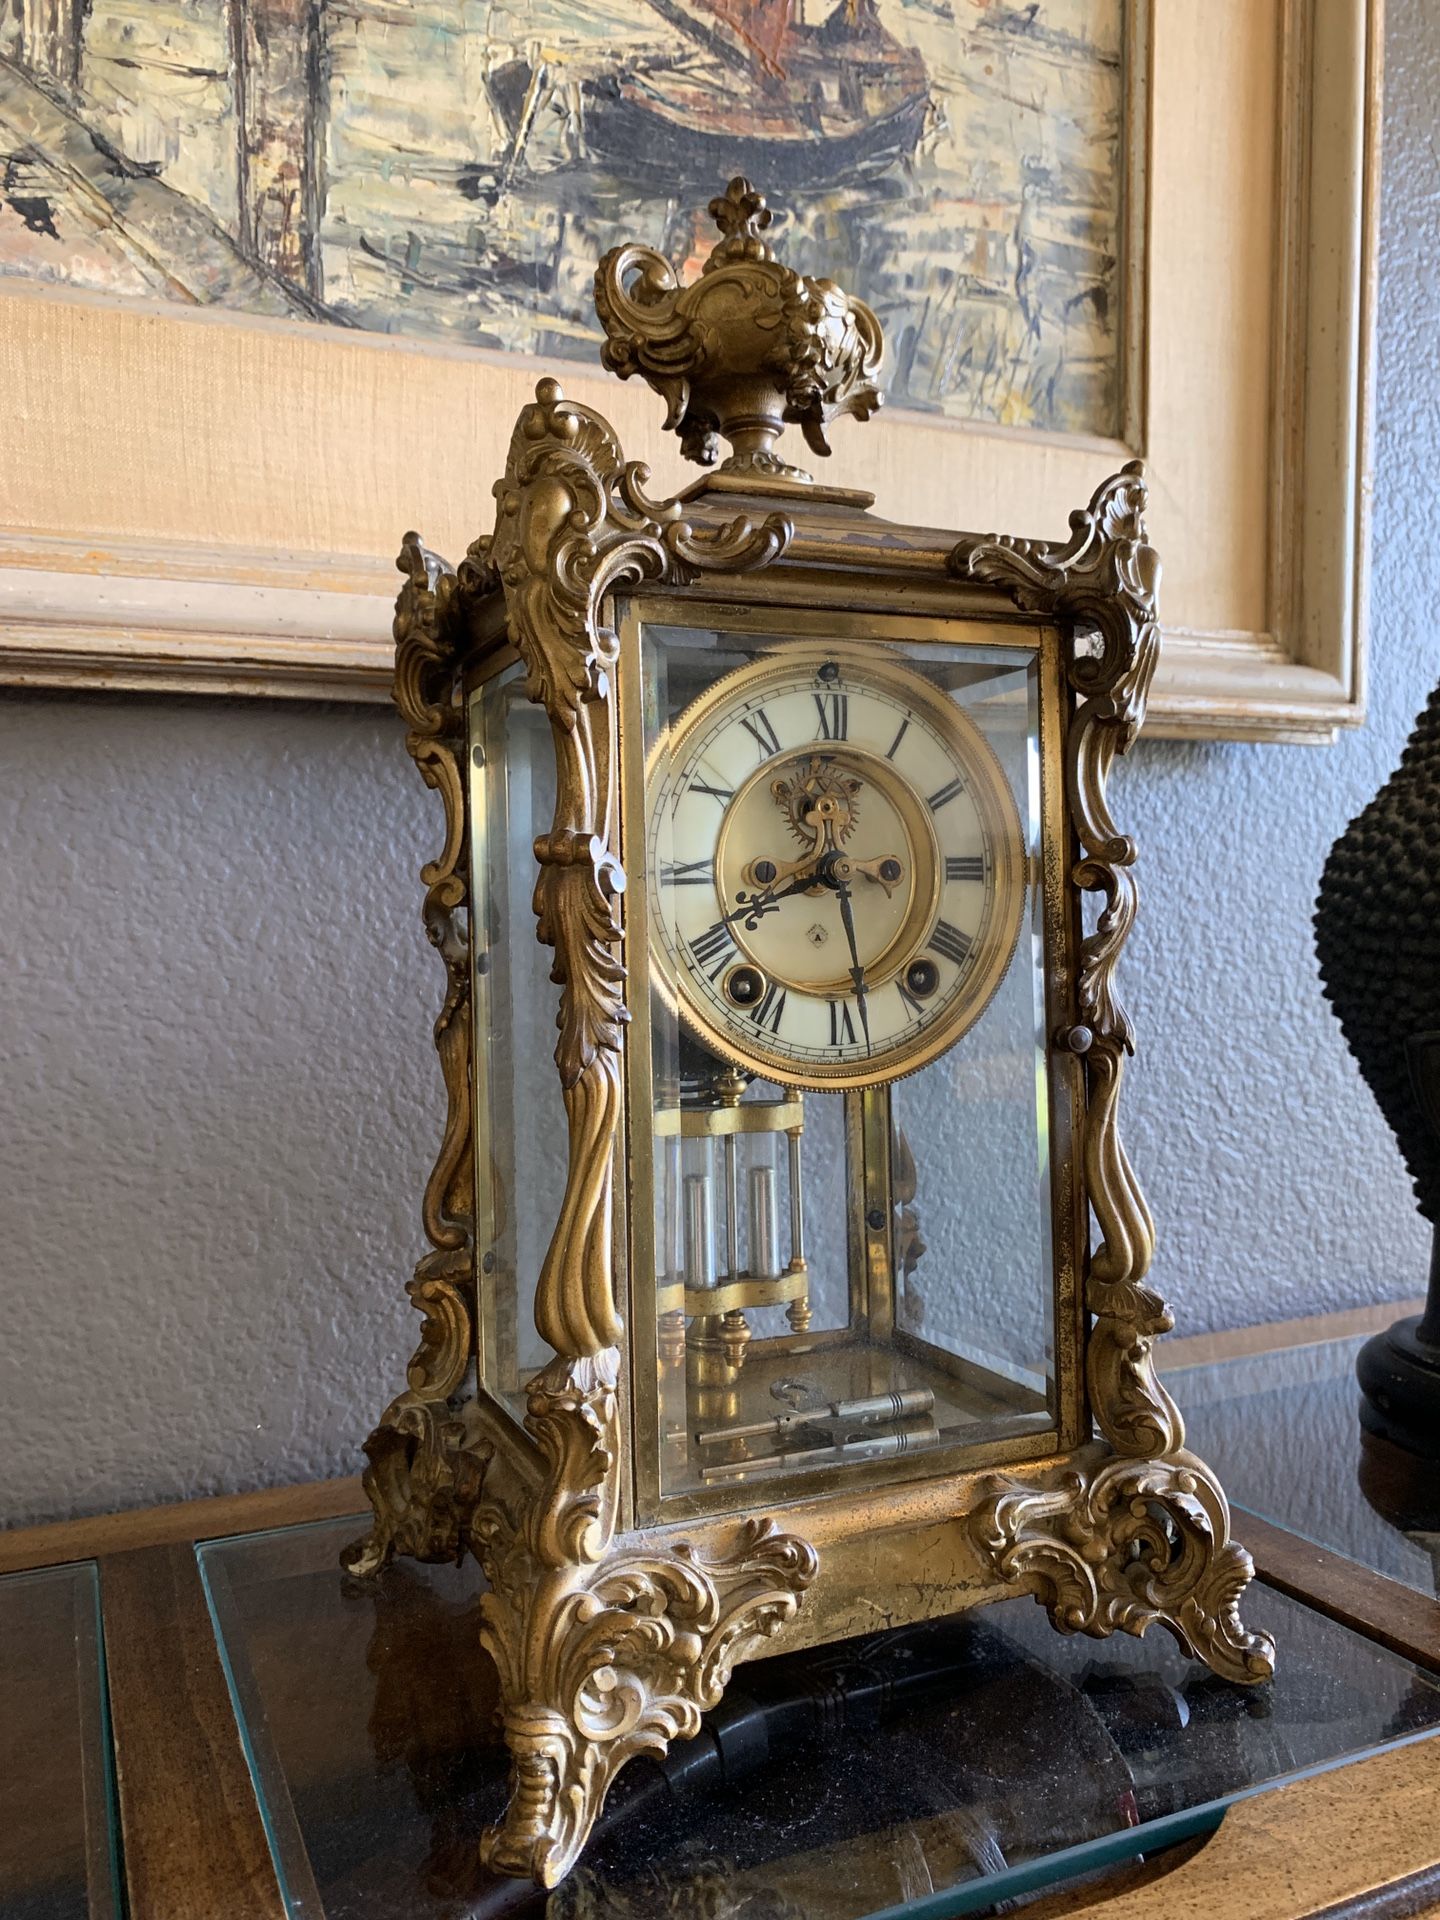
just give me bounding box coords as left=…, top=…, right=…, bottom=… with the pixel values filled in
left=593, top=176, right=884, bottom=485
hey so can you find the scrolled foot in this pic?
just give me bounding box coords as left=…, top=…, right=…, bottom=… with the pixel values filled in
left=968, top=1448, right=1276, bottom=1685
left=477, top=1517, right=818, bottom=1886
left=479, top=1711, right=596, bottom=1890
left=338, top=1400, right=490, bottom=1581
left=339, top=1524, right=394, bottom=1581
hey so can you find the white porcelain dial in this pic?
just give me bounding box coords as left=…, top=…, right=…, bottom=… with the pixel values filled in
left=647, top=642, right=1026, bottom=1089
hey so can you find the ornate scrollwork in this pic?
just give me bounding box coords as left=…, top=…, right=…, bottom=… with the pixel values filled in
left=473, top=1355, right=817, bottom=1888
left=594, top=175, right=883, bottom=479
left=489, top=377, right=791, bottom=1360
left=954, top=469, right=1270, bottom=1686
left=343, top=534, right=490, bottom=1577
left=969, top=1452, right=1276, bottom=1684
left=951, top=463, right=1179, bottom=1460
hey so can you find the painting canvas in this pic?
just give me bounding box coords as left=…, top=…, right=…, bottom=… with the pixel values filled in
left=0, top=0, right=1127, bottom=437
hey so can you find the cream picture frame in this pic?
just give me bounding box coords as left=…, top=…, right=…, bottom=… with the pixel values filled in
left=0, top=0, right=1377, bottom=743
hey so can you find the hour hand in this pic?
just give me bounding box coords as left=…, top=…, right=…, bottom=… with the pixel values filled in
left=726, top=865, right=819, bottom=931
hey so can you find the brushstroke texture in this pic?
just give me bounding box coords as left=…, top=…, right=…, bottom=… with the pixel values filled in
left=0, top=0, right=1124, bottom=435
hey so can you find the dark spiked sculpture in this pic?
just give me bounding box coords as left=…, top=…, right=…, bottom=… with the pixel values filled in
left=1315, top=683, right=1440, bottom=1462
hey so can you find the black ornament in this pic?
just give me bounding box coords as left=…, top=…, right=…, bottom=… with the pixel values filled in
left=1314, top=682, right=1440, bottom=1459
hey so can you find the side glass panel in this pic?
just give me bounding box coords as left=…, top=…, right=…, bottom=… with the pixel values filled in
left=625, top=613, right=1059, bottom=1507
left=468, top=663, right=566, bottom=1419
left=887, top=657, right=1054, bottom=1423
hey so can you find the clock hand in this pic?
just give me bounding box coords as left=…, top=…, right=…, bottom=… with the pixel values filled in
left=828, top=863, right=872, bottom=1056
left=726, top=862, right=825, bottom=932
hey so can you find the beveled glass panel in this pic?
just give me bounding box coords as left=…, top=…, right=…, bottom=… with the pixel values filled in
left=0, top=1561, right=119, bottom=1920
left=886, top=652, right=1054, bottom=1428
left=621, top=606, right=1061, bottom=1508
left=468, top=663, right=568, bottom=1416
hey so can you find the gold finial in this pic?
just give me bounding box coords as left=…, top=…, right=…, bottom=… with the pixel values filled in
left=593, top=175, right=884, bottom=485
left=705, top=177, right=775, bottom=267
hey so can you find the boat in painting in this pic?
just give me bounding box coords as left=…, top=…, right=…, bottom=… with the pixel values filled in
left=488, top=0, right=931, bottom=192
left=0, top=0, right=1125, bottom=436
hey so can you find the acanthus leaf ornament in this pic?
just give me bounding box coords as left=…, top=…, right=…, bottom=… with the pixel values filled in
left=594, top=175, right=883, bottom=481
left=969, top=1452, right=1275, bottom=1684
left=347, top=375, right=793, bottom=1595
left=343, top=533, right=490, bottom=1578
left=955, top=467, right=1268, bottom=1678
left=951, top=462, right=1179, bottom=1462
left=473, top=1352, right=818, bottom=1887
left=490, top=376, right=791, bottom=1358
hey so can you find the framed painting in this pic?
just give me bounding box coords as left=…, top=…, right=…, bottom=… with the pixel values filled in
left=0, top=0, right=1376, bottom=742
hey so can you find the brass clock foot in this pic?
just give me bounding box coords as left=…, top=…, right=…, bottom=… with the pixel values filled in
left=968, top=1448, right=1276, bottom=1686
left=478, top=1515, right=818, bottom=1886
left=473, top=1355, right=817, bottom=1887
left=340, top=1397, right=490, bottom=1578
left=341, top=1273, right=490, bottom=1578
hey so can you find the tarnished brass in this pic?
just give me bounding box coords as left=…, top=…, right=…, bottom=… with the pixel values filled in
left=653, top=1097, right=805, bottom=1138
left=345, top=185, right=1273, bottom=1891
left=594, top=175, right=882, bottom=484
left=340, top=536, right=490, bottom=1579
left=654, top=1267, right=809, bottom=1319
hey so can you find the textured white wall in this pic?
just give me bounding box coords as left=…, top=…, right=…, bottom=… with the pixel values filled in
left=3, top=3, right=1438, bottom=1527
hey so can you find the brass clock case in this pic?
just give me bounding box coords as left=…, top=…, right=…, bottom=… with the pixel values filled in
left=346, top=177, right=1276, bottom=1893
left=646, top=639, right=1028, bottom=1092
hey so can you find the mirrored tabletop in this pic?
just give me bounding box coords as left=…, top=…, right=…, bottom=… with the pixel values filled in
left=0, top=1560, right=120, bottom=1920
left=199, top=1511, right=1440, bottom=1920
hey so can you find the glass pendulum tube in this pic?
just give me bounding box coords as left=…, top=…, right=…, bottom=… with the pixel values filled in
left=684, top=1153, right=745, bottom=1425
left=658, top=1134, right=688, bottom=1367
left=785, top=1121, right=810, bottom=1332
left=718, top=1129, right=751, bottom=1367
left=748, top=1164, right=781, bottom=1281
left=683, top=1170, right=716, bottom=1289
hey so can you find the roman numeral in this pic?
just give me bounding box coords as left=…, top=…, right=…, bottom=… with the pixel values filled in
left=945, top=854, right=984, bottom=883
left=813, top=690, right=848, bottom=741
left=660, top=859, right=714, bottom=887
left=750, top=981, right=787, bottom=1033
left=687, top=920, right=737, bottom=980
left=739, top=708, right=782, bottom=759
left=885, top=716, right=910, bottom=760
left=828, top=998, right=858, bottom=1046
left=688, top=775, right=734, bottom=806
left=896, top=979, right=926, bottom=1021
left=930, top=919, right=974, bottom=968
left=927, top=777, right=966, bottom=811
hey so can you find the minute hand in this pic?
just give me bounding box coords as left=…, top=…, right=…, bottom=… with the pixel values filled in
left=831, top=871, right=872, bottom=1056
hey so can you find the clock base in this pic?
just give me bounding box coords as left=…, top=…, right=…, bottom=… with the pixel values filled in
left=343, top=1350, right=1274, bottom=1888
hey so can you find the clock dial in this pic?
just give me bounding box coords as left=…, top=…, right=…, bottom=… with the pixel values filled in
left=647, top=642, right=1027, bottom=1089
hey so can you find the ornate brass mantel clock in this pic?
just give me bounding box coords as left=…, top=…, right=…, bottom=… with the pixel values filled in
left=345, top=178, right=1274, bottom=1888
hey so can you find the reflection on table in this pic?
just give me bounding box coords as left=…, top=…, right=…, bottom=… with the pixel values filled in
left=200, top=1515, right=1440, bottom=1920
